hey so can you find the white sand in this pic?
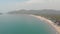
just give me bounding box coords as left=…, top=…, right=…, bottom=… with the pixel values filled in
left=30, top=15, right=60, bottom=34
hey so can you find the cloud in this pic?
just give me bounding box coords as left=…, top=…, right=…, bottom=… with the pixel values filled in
left=16, top=0, right=47, bottom=10
left=1, top=0, right=60, bottom=13
left=16, top=0, right=60, bottom=10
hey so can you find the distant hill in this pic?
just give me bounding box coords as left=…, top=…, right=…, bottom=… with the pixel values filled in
left=7, top=9, right=60, bottom=15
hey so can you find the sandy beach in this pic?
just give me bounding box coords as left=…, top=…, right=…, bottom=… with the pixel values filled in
left=30, top=15, right=60, bottom=34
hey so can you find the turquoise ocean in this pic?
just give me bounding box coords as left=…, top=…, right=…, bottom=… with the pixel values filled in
left=0, top=15, right=58, bottom=34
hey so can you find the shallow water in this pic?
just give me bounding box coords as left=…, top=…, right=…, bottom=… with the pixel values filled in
left=0, top=15, right=58, bottom=34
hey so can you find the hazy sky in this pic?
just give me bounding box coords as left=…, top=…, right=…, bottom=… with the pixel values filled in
left=0, top=0, right=60, bottom=13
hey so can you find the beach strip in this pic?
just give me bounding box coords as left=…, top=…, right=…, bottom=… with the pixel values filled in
left=30, top=15, right=60, bottom=34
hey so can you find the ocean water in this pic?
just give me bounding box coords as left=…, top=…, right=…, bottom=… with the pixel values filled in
left=0, top=15, right=58, bottom=34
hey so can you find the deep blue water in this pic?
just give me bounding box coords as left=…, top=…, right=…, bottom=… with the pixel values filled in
left=0, top=15, right=58, bottom=34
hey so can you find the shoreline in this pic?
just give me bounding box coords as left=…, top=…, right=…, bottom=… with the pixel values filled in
left=30, top=15, right=60, bottom=34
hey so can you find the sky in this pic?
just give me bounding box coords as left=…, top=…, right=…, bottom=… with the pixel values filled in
left=0, top=0, right=60, bottom=13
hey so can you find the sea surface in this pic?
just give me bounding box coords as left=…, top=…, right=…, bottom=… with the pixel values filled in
left=0, top=14, right=58, bottom=34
